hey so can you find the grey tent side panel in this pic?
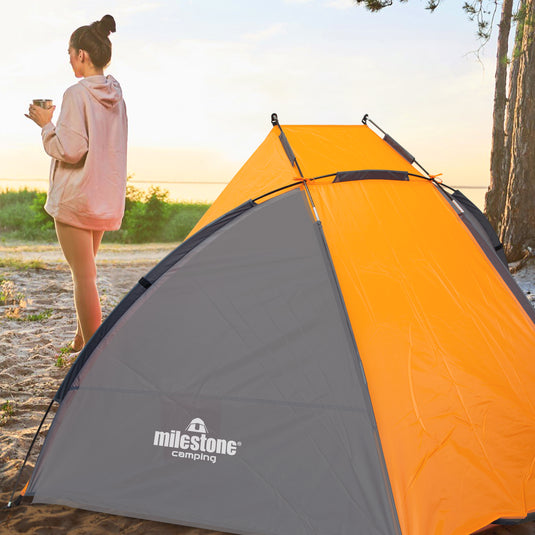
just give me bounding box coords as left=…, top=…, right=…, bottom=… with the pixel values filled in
left=54, top=200, right=256, bottom=403
left=27, top=190, right=400, bottom=535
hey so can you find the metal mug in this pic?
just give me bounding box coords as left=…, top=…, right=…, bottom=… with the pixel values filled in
left=32, top=99, right=53, bottom=109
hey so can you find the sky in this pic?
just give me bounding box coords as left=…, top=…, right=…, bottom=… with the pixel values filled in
left=0, top=0, right=500, bottom=206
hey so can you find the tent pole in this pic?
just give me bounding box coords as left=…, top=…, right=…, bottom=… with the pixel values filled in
left=271, top=113, right=322, bottom=220
left=270, top=113, right=305, bottom=178
left=303, top=181, right=320, bottom=222
left=362, top=114, right=431, bottom=177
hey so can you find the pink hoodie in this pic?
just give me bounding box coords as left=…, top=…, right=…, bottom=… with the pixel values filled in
left=42, top=75, right=128, bottom=230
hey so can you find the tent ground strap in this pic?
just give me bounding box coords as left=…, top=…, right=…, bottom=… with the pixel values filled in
left=6, top=398, right=55, bottom=509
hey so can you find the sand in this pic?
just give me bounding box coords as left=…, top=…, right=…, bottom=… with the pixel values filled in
left=1, top=242, right=534, bottom=535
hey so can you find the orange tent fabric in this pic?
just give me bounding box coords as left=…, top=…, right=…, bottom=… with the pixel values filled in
left=190, top=122, right=535, bottom=534
left=189, top=125, right=416, bottom=235
left=311, top=178, right=535, bottom=535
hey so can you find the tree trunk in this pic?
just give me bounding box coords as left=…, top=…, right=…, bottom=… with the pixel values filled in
left=485, top=0, right=514, bottom=232
left=500, top=0, right=535, bottom=261
left=501, top=15, right=523, bottom=224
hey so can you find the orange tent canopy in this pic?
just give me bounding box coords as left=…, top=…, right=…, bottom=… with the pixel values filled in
left=190, top=121, right=535, bottom=534
left=190, top=124, right=417, bottom=235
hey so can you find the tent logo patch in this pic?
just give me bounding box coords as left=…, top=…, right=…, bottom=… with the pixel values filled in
left=186, top=417, right=208, bottom=434
left=153, top=417, right=242, bottom=464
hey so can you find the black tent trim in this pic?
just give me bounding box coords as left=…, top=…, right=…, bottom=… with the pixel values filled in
left=334, top=170, right=410, bottom=182
left=460, top=208, right=535, bottom=324
left=383, top=134, right=416, bottom=165
left=437, top=187, right=535, bottom=324
left=451, top=189, right=508, bottom=266
left=361, top=114, right=432, bottom=175
left=271, top=112, right=305, bottom=178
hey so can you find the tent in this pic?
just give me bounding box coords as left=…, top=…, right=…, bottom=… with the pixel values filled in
left=10, top=115, right=535, bottom=535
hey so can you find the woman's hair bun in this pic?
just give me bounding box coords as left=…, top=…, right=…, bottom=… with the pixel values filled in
left=71, top=15, right=115, bottom=67
left=95, top=14, right=116, bottom=37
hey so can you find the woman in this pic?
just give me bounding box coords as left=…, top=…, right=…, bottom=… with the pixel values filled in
left=27, top=14, right=128, bottom=352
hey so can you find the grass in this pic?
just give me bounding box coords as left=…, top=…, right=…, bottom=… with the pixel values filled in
left=55, top=343, right=78, bottom=368
left=0, top=279, right=26, bottom=307
left=0, top=186, right=210, bottom=243
left=0, top=258, right=47, bottom=270
left=55, top=356, right=67, bottom=368
left=17, top=309, right=53, bottom=322
left=1, top=274, right=54, bottom=321
left=0, top=400, right=15, bottom=426
left=1, top=401, right=14, bottom=416
left=0, top=278, right=28, bottom=319
left=58, top=343, right=73, bottom=356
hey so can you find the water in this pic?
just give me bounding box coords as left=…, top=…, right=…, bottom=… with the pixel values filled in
left=0, top=179, right=487, bottom=210
left=0, top=178, right=228, bottom=204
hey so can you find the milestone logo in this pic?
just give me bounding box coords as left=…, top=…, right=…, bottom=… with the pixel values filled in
left=153, top=418, right=242, bottom=464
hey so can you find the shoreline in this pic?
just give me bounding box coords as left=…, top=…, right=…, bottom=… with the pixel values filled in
left=0, top=242, right=177, bottom=266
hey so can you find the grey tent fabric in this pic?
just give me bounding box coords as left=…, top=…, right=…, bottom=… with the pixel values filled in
left=26, top=190, right=400, bottom=535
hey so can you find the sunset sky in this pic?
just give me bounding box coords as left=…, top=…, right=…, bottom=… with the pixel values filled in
left=1, top=0, right=499, bottom=206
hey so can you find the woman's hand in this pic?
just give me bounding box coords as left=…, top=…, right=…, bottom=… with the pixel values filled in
left=25, top=104, right=56, bottom=128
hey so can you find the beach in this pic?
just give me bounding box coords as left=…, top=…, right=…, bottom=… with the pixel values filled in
left=1, top=242, right=534, bottom=535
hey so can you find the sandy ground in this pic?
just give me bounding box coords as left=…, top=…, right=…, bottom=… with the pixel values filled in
left=0, top=242, right=534, bottom=535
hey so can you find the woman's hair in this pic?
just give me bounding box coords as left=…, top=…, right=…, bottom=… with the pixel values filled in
left=70, top=15, right=116, bottom=68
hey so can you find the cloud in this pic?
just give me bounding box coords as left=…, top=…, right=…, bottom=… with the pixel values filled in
left=116, top=2, right=162, bottom=14
left=242, top=23, right=288, bottom=42
left=324, top=0, right=354, bottom=9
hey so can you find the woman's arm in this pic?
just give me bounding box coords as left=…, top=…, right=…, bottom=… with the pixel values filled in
left=27, top=88, right=89, bottom=164
left=41, top=121, right=89, bottom=164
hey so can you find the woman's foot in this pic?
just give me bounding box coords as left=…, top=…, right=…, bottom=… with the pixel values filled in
left=71, top=333, right=84, bottom=352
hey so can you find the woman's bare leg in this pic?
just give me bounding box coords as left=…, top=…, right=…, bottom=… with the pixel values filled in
left=72, top=229, right=104, bottom=349
left=55, top=221, right=105, bottom=348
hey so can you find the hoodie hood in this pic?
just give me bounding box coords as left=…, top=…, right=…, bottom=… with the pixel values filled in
left=79, top=75, right=123, bottom=109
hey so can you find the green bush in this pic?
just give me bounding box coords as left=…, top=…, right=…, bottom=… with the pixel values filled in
left=0, top=188, right=55, bottom=241
left=31, top=191, right=54, bottom=231
left=0, top=199, right=32, bottom=230
left=166, top=203, right=210, bottom=241
left=121, top=186, right=171, bottom=243
left=0, top=187, right=210, bottom=244
left=0, top=188, right=36, bottom=209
